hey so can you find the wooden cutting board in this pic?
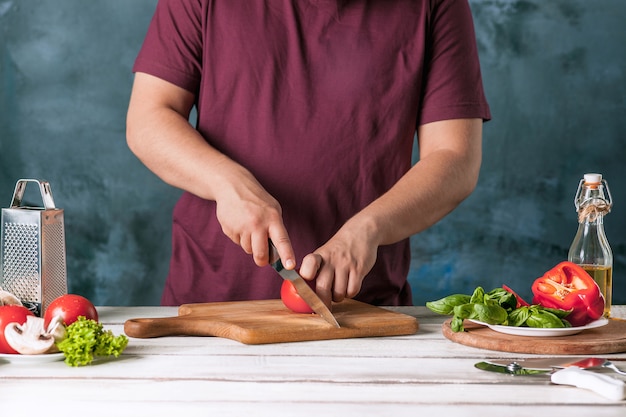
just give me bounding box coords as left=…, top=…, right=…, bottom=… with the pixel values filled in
left=124, top=299, right=419, bottom=344
left=442, top=318, right=626, bottom=354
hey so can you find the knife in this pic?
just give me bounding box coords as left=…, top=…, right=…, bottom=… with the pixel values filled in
left=475, top=360, right=626, bottom=400
left=268, top=241, right=340, bottom=328
left=487, top=357, right=626, bottom=374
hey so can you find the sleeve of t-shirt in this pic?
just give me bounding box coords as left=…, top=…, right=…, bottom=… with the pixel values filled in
left=418, top=0, right=491, bottom=125
left=132, top=0, right=203, bottom=94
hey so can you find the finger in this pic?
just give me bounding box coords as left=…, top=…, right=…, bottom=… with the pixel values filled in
left=299, top=253, right=322, bottom=280
left=346, top=269, right=363, bottom=299
left=269, top=228, right=296, bottom=269
left=314, top=264, right=334, bottom=309
left=238, top=233, right=253, bottom=254
left=331, top=269, right=348, bottom=303
left=251, top=233, right=270, bottom=266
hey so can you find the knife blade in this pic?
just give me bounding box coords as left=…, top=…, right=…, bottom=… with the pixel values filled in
left=268, top=241, right=340, bottom=328
left=475, top=361, right=548, bottom=375
left=488, top=357, right=626, bottom=377
left=475, top=361, right=626, bottom=400
left=488, top=357, right=608, bottom=371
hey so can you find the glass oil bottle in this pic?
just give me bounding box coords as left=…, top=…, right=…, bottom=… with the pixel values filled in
left=567, top=173, right=613, bottom=317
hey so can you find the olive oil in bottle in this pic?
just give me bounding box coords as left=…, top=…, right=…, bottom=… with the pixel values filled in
left=568, top=173, right=613, bottom=317
left=581, top=265, right=613, bottom=318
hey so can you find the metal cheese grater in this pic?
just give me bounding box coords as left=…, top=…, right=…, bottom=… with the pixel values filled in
left=0, top=179, right=68, bottom=316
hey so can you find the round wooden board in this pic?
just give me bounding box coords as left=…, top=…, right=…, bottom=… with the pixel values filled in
left=442, top=318, right=626, bottom=355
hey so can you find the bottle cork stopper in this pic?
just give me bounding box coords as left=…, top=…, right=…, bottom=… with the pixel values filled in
left=584, top=173, right=602, bottom=184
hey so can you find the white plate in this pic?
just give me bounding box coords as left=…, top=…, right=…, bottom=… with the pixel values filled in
left=0, top=352, right=65, bottom=364
left=469, top=317, right=609, bottom=337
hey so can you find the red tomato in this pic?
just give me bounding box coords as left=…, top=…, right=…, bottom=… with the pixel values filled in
left=280, top=280, right=314, bottom=314
left=0, top=305, right=35, bottom=354
left=43, top=294, right=98, bottom=327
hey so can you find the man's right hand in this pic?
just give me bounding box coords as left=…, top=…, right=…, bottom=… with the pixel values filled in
left=127, top=72, right=295, bottom=269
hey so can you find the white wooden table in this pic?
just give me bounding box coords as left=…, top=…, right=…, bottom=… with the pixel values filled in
left=1, top=305, right=625, bottom=416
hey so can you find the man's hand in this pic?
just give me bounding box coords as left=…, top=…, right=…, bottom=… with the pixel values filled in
left=127, top=72, right=296, bottom=268
left=298, top=217, right=379, bottom=308
left=213, top=168, right=295, bottom=268
left=297, top=118, right=483, bottom=307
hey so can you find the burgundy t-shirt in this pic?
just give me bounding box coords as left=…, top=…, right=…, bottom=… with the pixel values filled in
left=133, top=0, right=491, bottom=306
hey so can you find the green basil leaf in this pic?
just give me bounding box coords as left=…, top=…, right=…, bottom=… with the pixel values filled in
left=526, top=309, right=567, bottom=328
left=542, top=307, right=573, bottom=319
left=470, top=287, right=485, bottom=304
left=453, top=303, right=477, bottom=320
left=508, top=306, right=531, bottom=327
left=451, top=316, right=465, bottom=332
left=486, top=288, right=517, bottom=311
left=426, top=294, right=472, bottom=315
left=474, top=302, right=508, bottom=325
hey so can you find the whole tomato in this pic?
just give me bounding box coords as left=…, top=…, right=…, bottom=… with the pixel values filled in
left=280, top=280, right=314, bottom=314
left=43, top=294, right=98, bottom=327
left=0, top=305, right=35, bottom=354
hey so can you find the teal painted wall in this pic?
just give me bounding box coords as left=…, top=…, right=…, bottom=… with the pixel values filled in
left=1, top=1, right=625, bottom=306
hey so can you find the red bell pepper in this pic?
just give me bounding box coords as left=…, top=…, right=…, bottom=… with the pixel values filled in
left=502, top=284, right=530, bottom=308
left=531, top=261, right=605, bottom=327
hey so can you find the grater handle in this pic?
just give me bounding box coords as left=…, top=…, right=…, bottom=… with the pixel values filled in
left=10, top=179, right=57, bottom=209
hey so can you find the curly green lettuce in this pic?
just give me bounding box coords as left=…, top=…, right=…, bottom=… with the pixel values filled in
left=56, top=316, right=128, bottom=366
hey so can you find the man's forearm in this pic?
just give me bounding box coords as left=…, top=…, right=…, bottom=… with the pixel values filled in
left=126, top=74, right=249, bottom=202
left=348, top=119, right=483, bottom=247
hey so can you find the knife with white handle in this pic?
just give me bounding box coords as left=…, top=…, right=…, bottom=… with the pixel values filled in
left=476, top=360, right=626, bottom=401
left=269, top=241, right=340, bottom=328
left=551, top=367, right=626, bottom=401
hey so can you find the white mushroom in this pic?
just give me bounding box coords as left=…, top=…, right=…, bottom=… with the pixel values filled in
left=4, top=315, right=66, bottom=355
left=0, top=289, right=22, bottom=306
left=45, top=315, right=66, bottom=342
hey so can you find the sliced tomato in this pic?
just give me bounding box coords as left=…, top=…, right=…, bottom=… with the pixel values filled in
left=280, top=280, right=314, bottom=314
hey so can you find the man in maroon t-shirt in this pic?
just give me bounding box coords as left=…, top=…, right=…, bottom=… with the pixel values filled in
left=126, top=0, right=491, bottom=307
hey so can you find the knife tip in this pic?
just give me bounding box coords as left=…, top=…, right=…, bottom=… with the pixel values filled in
left=323, top=315, right=341, bottom=328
